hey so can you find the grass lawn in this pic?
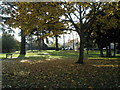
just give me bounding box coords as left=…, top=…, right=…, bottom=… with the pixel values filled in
left=1, top=50, right=120, bottom=88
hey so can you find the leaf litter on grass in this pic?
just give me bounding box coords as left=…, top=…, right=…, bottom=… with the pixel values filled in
left=2, top=57, right=120, bottom=88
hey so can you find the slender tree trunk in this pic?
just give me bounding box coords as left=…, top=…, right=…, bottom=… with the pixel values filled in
left=106, top=46, right=109, bottom=57
left=30, top=35, right=33, bottom=51
left=97, top=43, right=103, bottom=57
left=72, top=32, right=75, bottom=50
left=63, top=34, right=65, bottom=50
left=20, top=30, right=26, bottom=55
left=76, top=33, right=84, bottom=64
left=55, top=35, right=59, bottom=51
left=117, top=42, right=120, bottom=54
left=113, top=42, right=116, bottom=57
left=87, top=49, right=89, bottom=54
left=38, top=38, right=41, bottom=51
left=38, top=38, right=45, bottom=50
left=100, top=47, right=104, bottom=57
left=108, top=43, right=111, bottom=57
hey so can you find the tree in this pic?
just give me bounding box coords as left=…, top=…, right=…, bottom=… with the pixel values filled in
left=6, top=2, right=66, bottom=53
left=6, top=2, right=120, bottom=63
left=60, top=2, right=104, bottom=63
left=0, top=2, right=15, bottom=34
left=84, top=37, right=95, bottom=55
left=55, top=35, right=59, bottom=51
left=20, top=30, right=26, bottom=55
left=1, top=2, right=27, bottom=55
left=2, top=33, right=19, bottom=53
left=89, top=2, right=120, bottom=57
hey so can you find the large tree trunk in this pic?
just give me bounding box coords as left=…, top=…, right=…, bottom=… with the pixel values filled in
left=76, top=33, right=84, bottom=64
left=55, top=35, right=59, bottom=51
left=100, top=47, right=104, bottom=57
left=20, top=30, right=26, bottom=55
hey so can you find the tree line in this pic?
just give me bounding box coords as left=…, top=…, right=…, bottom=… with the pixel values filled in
left=2, top=2, right=120, bottom=64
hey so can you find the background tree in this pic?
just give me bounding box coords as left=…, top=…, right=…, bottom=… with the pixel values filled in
left=1, top=2, right=27, bottom=55
left=5, top=2, right=120, bottom=63
left=0, top=2, right=15, bottom=34
left=6, top=2, right=66, bottom=53
left=1, top=33, right=19, bottom=53
left=89, top=2, right=120, bottom=57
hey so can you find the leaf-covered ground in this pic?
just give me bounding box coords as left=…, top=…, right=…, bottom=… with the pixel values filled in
left=1, top=50, right=120, bottom=89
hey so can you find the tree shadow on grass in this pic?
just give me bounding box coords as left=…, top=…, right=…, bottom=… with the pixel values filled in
left=27, top=50, right=39, bottom=53
left=17, top=55, right=25, bottom=60
left=87, top=54, right=100, bottom=57
left=98, top=56, right=120, bottom=59
left=87, top=53, right=120, bottom=59
left=44, top=50, right=78, bottom=59
left=109, top=56, right=120, bottom=58
left=18, top=55, right=25, bottom=58
left=23, top=56, right=48, bottom=61
left=11, top=54, right=49, bottom=61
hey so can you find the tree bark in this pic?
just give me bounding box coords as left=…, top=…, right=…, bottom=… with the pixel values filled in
left=106, top=46, right=109, bottom=57
left=100, top=47, right=104, bottom=57
left=63, top=34, right=65, bottom=50
left=76, top=6, right=84, bottom=64
left=113, top=42, right=116, bottom=57
left=86, top=49, right=89, bottom=54
left=20, top=30, right=26, bottom=55
left=55, top=35, right=59, bottom=51
left=76, top=33, right=84, bottom=64
left=38, top=38, right=41, bottom=51
left=117, top=42, right=120, bottom=54
left=108, top=43, right=111, bottom=57
left=38, top=38, right=46, bottom=50
left=72, top=32, right=75, bottom=50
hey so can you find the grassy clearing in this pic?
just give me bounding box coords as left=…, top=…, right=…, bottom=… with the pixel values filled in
left=1, top=50, right=79, bottom=61
left=1, top=50, right=120, bottom=60
left=2, top=50, right=120, bottom=88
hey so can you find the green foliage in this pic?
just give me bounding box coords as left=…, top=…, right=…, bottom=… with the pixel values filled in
left=6, top=2, right=66, bottom=36
left=90, top=2, right=120, bottom=37
left=87, top=2, right=120, bottom=57
left=2, top=33, right=20, bottom=53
